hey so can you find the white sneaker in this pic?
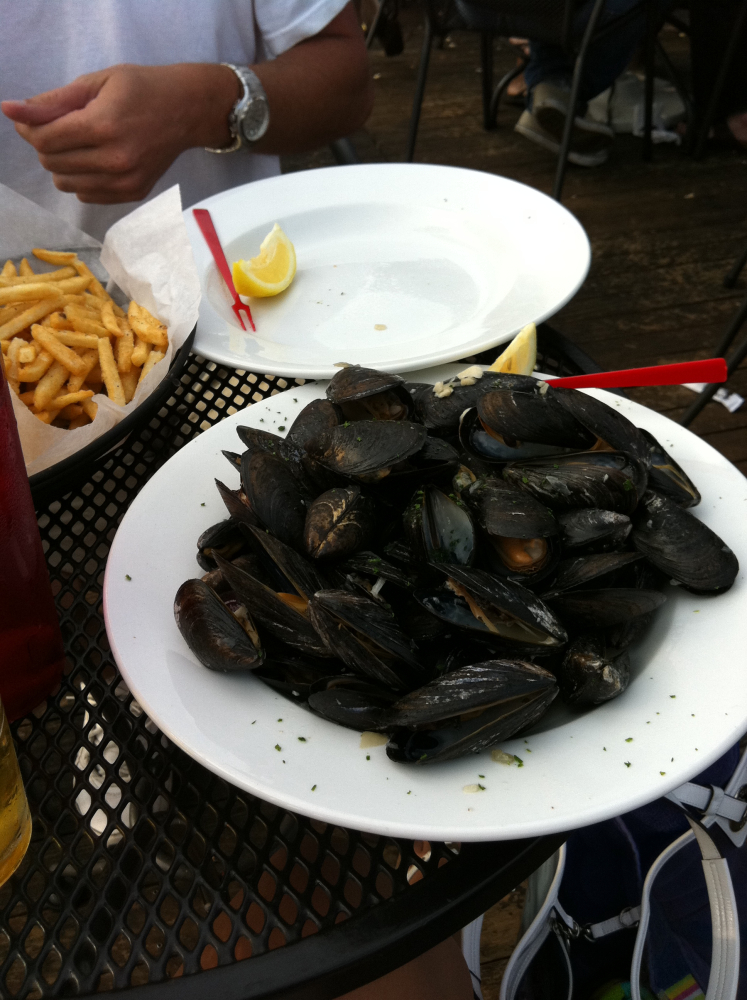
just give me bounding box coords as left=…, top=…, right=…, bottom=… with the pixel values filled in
left=515, top=82, right=613, bottom=167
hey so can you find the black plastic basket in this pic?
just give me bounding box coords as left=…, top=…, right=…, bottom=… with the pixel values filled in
left=28, top=327, right=196, bottom=509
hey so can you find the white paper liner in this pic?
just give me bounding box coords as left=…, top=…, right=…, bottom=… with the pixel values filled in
left=0, top=183, right=200, bottom=476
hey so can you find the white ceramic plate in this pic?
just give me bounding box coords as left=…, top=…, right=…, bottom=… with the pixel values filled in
left=103, top=377, right=747, bottom=842
left=186, top=164, right=590, bottom=379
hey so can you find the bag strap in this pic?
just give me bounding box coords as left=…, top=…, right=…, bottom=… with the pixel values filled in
left=630, top=819, right=740, bottom=1000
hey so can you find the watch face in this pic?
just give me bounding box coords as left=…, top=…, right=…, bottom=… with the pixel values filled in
left=241, top=98, right=269, bottom=143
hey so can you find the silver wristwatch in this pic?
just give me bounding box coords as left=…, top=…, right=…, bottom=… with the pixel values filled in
left=206, top=63, right=270, bottom=153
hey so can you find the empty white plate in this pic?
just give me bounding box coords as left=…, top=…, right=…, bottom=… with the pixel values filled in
left=186, top=164, right=590, bottom=378
left=104, top=375, right=747, bottom=841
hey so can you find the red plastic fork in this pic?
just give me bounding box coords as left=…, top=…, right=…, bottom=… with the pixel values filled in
left=548, top=358, right=727, bottom=389
left=192, top=208, right=255, bottom=332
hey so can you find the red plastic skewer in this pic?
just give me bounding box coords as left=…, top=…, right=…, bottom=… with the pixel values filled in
left=548, top=358, right=728, bottom=390
left=192, top=208, right=255, bottom=332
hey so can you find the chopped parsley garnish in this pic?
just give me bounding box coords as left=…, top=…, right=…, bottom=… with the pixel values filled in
left=625, top=737, right=633, bottom=742
left=477, top=783, right=486, bottom=790
left=623, top=479, right=633, bottom=491
left=275, top=744, right=281, bottom=751
left=311, top=784, right=317, bottom=791
left=624, top=761, right=631, bottom=767
left=125, top=574, right=131, bottom=581
left=514, top=755, right=524, bottom=767
left=298, top=737, right=306, bottom=742
left=278, top=425, right=285, bottom=432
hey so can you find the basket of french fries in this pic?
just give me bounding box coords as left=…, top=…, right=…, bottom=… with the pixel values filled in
left=0, top=184, right=200, bottom=505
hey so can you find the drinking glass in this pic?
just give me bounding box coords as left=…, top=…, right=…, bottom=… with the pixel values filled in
left=0, top=360, right=65, bottom=720
left=0, top=699, right=31, bottom=884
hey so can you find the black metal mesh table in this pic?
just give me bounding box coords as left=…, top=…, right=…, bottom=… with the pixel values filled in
left=1, top=332, right=587, bottom=1000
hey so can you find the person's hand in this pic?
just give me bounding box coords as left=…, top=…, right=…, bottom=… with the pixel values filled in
left=1, top=64, right=239, bottom=204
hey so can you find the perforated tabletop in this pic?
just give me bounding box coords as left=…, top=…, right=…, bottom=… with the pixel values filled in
left=3, top=339, right=582, bottom=999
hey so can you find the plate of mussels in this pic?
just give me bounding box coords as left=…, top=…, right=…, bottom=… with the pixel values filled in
left=104, top=364, right=747, bottom=841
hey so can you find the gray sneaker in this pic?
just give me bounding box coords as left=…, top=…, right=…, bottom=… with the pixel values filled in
left=515, top=82, right=614, bottom=167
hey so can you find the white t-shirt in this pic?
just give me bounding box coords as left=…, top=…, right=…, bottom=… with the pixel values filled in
left=0, top=0, right=348, bottom=240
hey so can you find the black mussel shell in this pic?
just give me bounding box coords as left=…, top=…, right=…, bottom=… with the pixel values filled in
left=236, top=425, right=287, bottom=458
left=558, top=634, right=630, bottom=707
left=550, top=387, right=652, bottom=470
left=557, top=508, right=632, bottom=551
left=464, top=476, right=557, bottom=539
left=417, top=565, right=567, bottom=650
left=287, top=399, right=343, bottom=453
left=542, top=551, right=643, bottom=597
left=196, top=519, right=246, bottom=572
left=215, top=479, right=259, bottom=530
left=326, top=365, right=405, bottom=403
left=254, top=654, right=338, bottom=702
left=547, top=587, right=666, bottom=630
left=640, top=431, right=701, bottom=508
left=306, top=420, right=428, bottom=482
left=174, top=579, right=263, bottom=672
left=241, top=449, right=307, bottom=550
left=631, top=490, right=738, bottom=593
left=245, top=525, right=330, bottom=599
left=386, top=661, right=558, bottom=763
left=413, top=381, right=487, bottom=433
left=307, top=676, right=398, bottom=731
left=459, top=407, right=575, bottom=465
left=503, top=451, right=643, bottom=515
left=404, top=485, right=475, bottom=567
left=477, top=388, right=594, bottom=450
left=222, top=449, right=243, bottom=470
left=308, top=590, right=423, bottom=690
left=304, top=486, right=376, bottom=560
left=214, top=553, right=331, bottom=657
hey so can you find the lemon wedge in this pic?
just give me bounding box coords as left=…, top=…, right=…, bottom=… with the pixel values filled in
left=232, top=223, right=296, bottom=298
left=489, top=322, right=537, bottom=375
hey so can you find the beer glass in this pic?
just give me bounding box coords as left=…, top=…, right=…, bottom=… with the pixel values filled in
left=0, top=699, right=31, bottom=884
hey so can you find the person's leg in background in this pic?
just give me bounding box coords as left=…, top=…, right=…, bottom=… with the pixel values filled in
left=688, top=0, right=747, bottom=147
left=335, top=936, right=474, bottom=1000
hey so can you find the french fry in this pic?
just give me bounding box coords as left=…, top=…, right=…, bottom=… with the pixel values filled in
left=57, top=276, right=91, bottom=294
left=0, top=267, right=76, bottom=287
left=57, top=403, right=84, bottom=421
left=19, top=390, right=36, bottom=406
left=34, top=409, right=63, bottom=424
left=68, top=414, right=91, bottom=429
left=31, top=326, right=88, bottom=377
left=19, top=258, right=34, bottom=277
left=101, top=300, right=121, bottom=336
left=7, top=338, right=25, bottom=383
left=51, top=390, right=95, bottom=410
left=130, top=335, right=150, bottom=367
left=32, top=249, right=78, bottom=266
left=0, top=282, right=63, bottom=305
left=0, top=296, right=64, bottom=341
left=116, top=322, right=134, bottom=373
left=1, top=261, right=17, bottom=280
left=139, top=349, right=165, bottom=382
left=62, top=294, right=90, bottom=307
left=64, top=303, right=110, bottom=337
left=81, top=398, right=98, bottom=421
left=98, top=337, right=126, bottom=405
left=73, top=260, right=108, bottom=300
left=121, top=368, right=140, bottom=403
left=64, top=349, right=99, bottom=393
left=51, top=331, right=100, bottom=350
left=47, top=312, right=75, bottom=330
left=128, top=301, right=168, bottom=347
left=33, top=360, right=68, bottom=411
left=18, top=349, right=54, bottom=382
left=18, top=343, right=37, bottom=365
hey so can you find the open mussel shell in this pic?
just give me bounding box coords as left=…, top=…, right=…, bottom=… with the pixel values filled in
left=640, top=430, right=701, bottom=508
left=547, top=587, right=666, bottom=630
left=196, top=519, right=246, bottom=572
left=326, top=364, right=412, bottom=422
left=244, top=525, right=330, bottom=599
left=542, top=551, right=643, bottom=597
left=404, top=485, right=475, bottom=567
left=340, top=551, right=416, bottom=591
left=477, top=388, right=594, bottom=450
left=550, top=386, right=652, bottom=470
left=307, top=676, right=398, bottom=731
left=214, top=553, right=331, bottom=657
left=236, top=425, right=288, bottom=459
left=459, top=407, right=574, bottom=465
left=416, top=565, right=567, bottom=652
left=304, top=486, right=376, bottom=560
left=386, top=660, right=558, bottom=763
left=631, top=490, right=738, bottom=593
left=558, top=634, right=630, bottom=707
left=307, top=590, right=424, bottom=690
left=215, top=479, right=259, bottom=531
left=253, top=654, right=340, bottom=702
left=174, top=579, right=264, bottom=672
left=557, top=508, right=631, bottom=551
left=306, top=420, right=428, bottom=483
left=287, top=399, right=343, bottom=452
left=503, top=451, right=644, bottom=515
left=240, top=449, right=307, bottom=550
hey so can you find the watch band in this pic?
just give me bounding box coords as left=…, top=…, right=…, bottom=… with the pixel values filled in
left=205, top=63, right=270, bottom=154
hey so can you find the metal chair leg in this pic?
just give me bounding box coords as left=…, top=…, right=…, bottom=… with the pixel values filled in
left=406, top=15, right=435, bottom=162
left=480, top=32, right=495, bottom=130
left=489, top=59, right=528, bottom=126
left=552, top=0, right=607, bottom=202
left=642, top=0, right=656, bottom=162
left=680, top=290, right=747, bottom=426
left=330, top=138, right=360, bottom=165
left=724, top=240, right=747, bottom=289
left=365, top=1, right=384, bottom=48
left=693, top=0, right=747, bottom=159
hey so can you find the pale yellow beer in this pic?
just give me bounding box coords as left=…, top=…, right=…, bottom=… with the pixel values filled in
left=0, top=701, right=31, bottom=885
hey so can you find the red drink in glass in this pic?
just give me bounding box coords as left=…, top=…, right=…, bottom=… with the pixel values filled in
left=0, top=364, right=65, bottom=721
